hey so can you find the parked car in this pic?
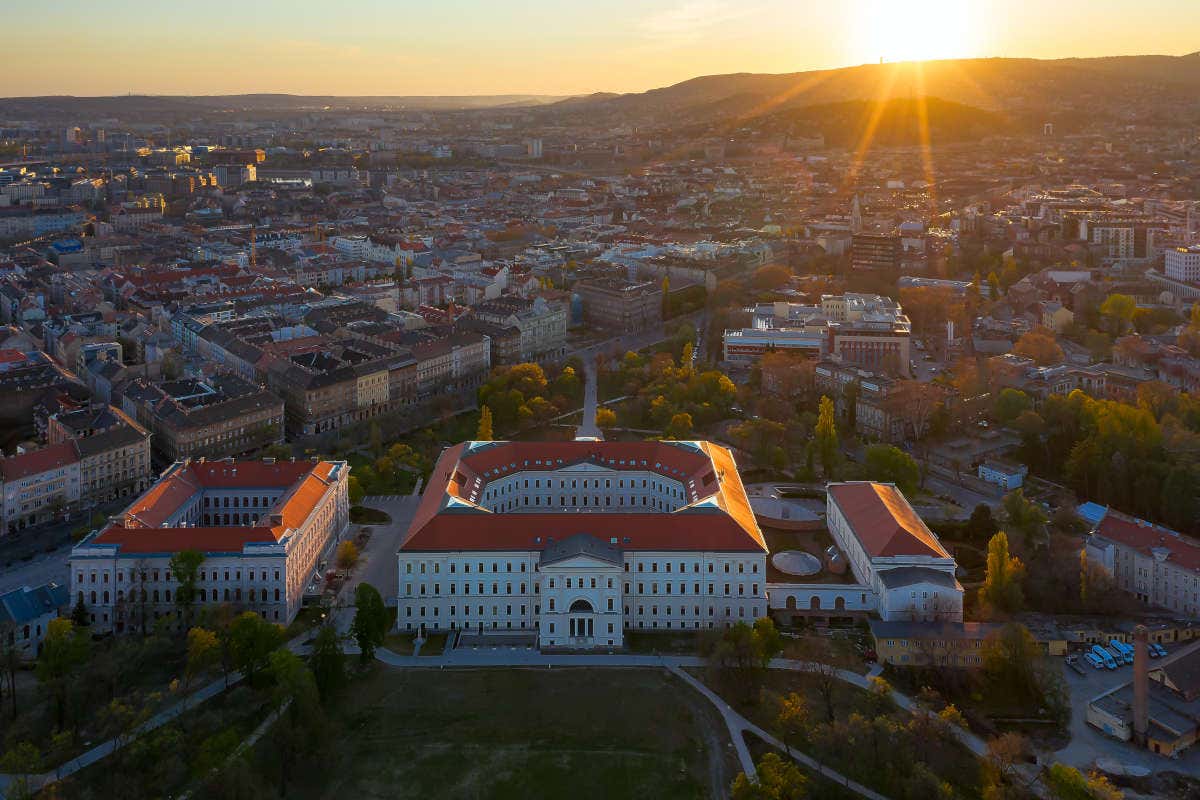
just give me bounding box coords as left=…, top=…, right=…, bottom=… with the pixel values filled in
left=1090, top=645, right=1118, bottom=669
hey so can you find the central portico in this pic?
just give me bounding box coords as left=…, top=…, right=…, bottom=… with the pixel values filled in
left=538, top=533, right=624, bottom=649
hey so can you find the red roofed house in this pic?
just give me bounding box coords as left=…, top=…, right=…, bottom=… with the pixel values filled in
left=0, top=442, right=81, bottom=534
left=825, top=482, right=962, bottom=622
left=70, top=458, right=349, bottom=632
left=398, top=439, right=768, bottom=649
left=1086, top=512, right=1200, bottom=617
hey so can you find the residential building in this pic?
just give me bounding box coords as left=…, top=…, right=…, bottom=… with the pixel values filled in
left=47, top=405, right=152, bottom=508
left=121, top=375, right=284, bottom=465
left=0, top=582, right=69, bottom=658
left=397, top=439, right=768, bottom=649
left=574, top=277, right=661, bottom=333
left=1085, top=511, right=1200, bottom=617
left=851, top=233, right=900, bottom=271
left=0, top=443, right=81, bottom=534
left=977, top=460, right=1028, bottom=491
left=69, top=458, right=350, bottom=632
left=868, top=620, right=1001, bottom=667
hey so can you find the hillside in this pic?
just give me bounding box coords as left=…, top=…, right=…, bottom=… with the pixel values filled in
left=750, top=97, right=1006, bottom=147
left=544, top=54, right=1200, bottom=126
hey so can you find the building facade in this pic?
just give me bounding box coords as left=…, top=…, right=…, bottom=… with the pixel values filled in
left=69, top=458, right=350, bottom=632
left=826, top=482, right=962, bottom=622
left=1086, top=511, right=1200, bottom=617
left=397, top=440, right=768, bottom=649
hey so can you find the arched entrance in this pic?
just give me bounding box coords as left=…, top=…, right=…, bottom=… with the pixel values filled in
left=785, top=596, right=797, bottom=611
left=568, top=599, right=594, bottom=644
left=809, top=596, right=821, bottom=611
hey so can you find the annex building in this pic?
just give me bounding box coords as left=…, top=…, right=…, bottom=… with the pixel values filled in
left=70, top=458, right=350, bottom=632
left=397, top=440, right=769, bottom=649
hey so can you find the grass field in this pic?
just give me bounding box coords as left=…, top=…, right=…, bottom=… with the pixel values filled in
left=263, top=666, right=737, bottom=800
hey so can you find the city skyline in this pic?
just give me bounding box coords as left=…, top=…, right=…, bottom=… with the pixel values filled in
left=5, top=0, right=1200, bottom=97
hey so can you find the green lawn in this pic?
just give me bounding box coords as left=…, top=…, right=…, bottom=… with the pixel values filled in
left=259, top=667, right=736, bottom=800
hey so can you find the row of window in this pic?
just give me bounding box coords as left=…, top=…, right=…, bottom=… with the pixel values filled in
left=403, top=581, right=760, bottom=598
left=79, top=567, right=281, bottom=585
left=402, top=559, right=760, bottom=576
left=81, top=586, right=282, bottom=605
left=405, top=604, right=761, bottom=620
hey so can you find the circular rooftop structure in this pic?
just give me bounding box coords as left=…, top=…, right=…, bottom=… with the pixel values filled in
left=771, top=550, right=822, bottom=577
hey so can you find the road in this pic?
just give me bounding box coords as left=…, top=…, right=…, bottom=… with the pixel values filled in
left=339, top=492, right=421, bottom=631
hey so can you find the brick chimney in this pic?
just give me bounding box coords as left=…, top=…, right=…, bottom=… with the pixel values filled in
left=1133, top=624, right=1149, bottom=745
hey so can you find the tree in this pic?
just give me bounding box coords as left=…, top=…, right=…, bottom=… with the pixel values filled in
left=170, top=549, right=206, bottom=627
left=36, top=617, right=89, bottom=729
left=774, top=692, right=809, bottom=757
left=310, top=624, right=345, bottom=703
left=595, top=407, right=617, bottom=430
left=965, top=503, right=999, bottom=543
left=863, top=444, right=919, bottom=494
left=347, top=475, right=365, bottom=505
left=1099, top=294, right=1136, bottom=337
left=986, top=731, right=1030, bottom=785
left=1002, top=489, right=1048, bottom=546
left=711, top=617, right=783, bottom=703
left=368, top=421, right=382, bottom=456
left=476, top=404, right=494, bottom=440
left=228, top=611, right=284, bottom=685
left=730, top=752, right=807, bottom=800
left=0, top=742, right=41, bottom=800
left=336, top=540, right=360, bottom=571
left=665, top=412, right=694, bottom=440
left=979, top=531, right=1025, bottom=615
left=661, top=275, right=671, bottom=318
left=185, top=626, right=219, bottom=688
left=982, top=624, right=1043, bottom=703
left=993, top=388, right=1032, bottom=424
left=267, top=649, right=323, bottom=796
left=70, top=593, right=90, bottom=627
left=815, top=396, right=838, bottom=479
left=1043, top=762, right=1124, bottom=800
left=752, top=265, right=792, bottom=291
left=1012, top=328, right=1064, bottom=366
left=351, top=582, right=389, bottom=662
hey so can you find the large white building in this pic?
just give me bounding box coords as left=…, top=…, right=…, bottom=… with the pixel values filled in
left=1165, top=244, right=1200, bottom=285
left=825, top=482, right=962, bottom=622
left=69, top=458, right=350, bottom=633
left=397, top=440, right=769, bottom=649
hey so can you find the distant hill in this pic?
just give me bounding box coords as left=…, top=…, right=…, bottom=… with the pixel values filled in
left=0, top=93, right=574, bottom=117
left=545, top=54, right=1200, bottom=126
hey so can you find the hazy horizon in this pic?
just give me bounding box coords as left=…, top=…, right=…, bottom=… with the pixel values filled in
left=6, top=0, right=1200, bottom=97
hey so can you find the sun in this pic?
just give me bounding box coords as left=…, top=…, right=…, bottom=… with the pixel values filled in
left=856, top=0, right=980, bottom=64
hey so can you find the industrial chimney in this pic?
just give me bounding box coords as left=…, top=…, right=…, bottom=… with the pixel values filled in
left=1133, top=625, right=1149, bottom=746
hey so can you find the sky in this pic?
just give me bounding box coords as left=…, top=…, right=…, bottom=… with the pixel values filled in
left=5, top=0, right=1199, bottom=97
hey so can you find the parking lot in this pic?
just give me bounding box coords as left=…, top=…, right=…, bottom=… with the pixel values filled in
left=1054, top=642, right=1200, bottom=775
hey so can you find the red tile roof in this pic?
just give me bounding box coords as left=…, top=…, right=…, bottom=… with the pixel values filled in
left=97, top=459, right=340, bottom=553
left=92, top=525, right=278, bottom=554
left=402, top=440, right=766, bottom=553
left=0, top=442, right=79, bottom=481
left=1096, top=514, right=1200, bottom=574
left=828, top=482, right=949, bottom=559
